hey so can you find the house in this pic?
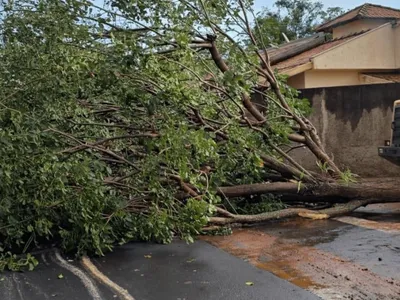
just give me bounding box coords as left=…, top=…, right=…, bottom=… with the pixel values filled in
left=269, top=3, right=400, bottom=89
left=265, top=3, right=400, bottom=177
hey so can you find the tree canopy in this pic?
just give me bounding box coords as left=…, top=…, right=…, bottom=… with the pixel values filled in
left=253, top=0, right=345, bottom=46
left=0, top=0, right=396, bottom=271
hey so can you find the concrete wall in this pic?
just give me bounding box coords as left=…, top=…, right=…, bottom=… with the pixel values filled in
left=291, top=83, right=400, bottom=177
left=332, top=19, right=388, bottom=38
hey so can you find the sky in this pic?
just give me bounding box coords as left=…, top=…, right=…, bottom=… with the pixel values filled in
left=92, top=0, right=400, bottom=16
left=253, top=0, right=400, bottom=13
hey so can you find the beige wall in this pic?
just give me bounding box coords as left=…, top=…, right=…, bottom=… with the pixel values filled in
left=313, top=23, right=397, bottom=70
left=304, top=70, right=361, bottom=88
left=395, top=23, right=400, bottom=67
left=287, top=73, right=305, bottom=89
left=288, top=70, right=391, bottom=89
left=333, top=19, right=388, bottom=38
left=290, top=84, right=400, bottom=177
left=284, top=23, right=400, bottom=89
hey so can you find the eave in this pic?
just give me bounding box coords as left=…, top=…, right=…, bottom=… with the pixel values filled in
left=280, top=62, right=313, bottom=77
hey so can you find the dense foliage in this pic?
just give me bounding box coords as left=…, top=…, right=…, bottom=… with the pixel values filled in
left=0, top=0, right=320, bottom=270
left=253, top=0, right=344, bottom=45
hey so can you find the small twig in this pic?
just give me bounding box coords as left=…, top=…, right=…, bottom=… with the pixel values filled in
left=91, top=145, right=140, bottom=170
left=62, top=134, right=158, bottom=154
left=45, top=128, right=84, bottom=145
left=72, top=122, right=136, bottom=129
left=285, top=145, right=306, bottom=154
left=114, top=171, right=142, bottom=182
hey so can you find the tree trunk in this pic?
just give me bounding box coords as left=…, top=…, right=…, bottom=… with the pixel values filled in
left=210, top=197, right=399, bottom=225
left=211, top=180, right=400, bottom=225
left=217, top=181, right=400, bottom=201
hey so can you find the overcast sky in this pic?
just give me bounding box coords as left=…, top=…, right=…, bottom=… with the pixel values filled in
left=253, top=0, right=400, bottom=13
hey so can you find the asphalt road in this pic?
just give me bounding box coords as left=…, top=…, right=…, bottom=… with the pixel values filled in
left=1, top=203, right=400, bottom=300
left=0, top=241, right=318, bottom=300
left=204, top=203, right=400, bottom=299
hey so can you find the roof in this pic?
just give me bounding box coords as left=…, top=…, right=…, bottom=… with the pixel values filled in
left=362, top=73, right=400, bottom=83
left=316, top=3, right=400, bottom=32
left=272, top=31, right=368, bottom=72
left=265, top=33, right=326, bottom=65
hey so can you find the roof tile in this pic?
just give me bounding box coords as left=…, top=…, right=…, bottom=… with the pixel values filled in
left=316, top=3, right=400, bottom=32
left=272, top=32, right=365, bottom=72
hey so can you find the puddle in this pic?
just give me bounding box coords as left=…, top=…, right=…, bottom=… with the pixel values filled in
left=254, top=217, right=354, bottom=247
left=335, top=216, right=400, bottom=232
left=202, top=222, right=400, bottom=299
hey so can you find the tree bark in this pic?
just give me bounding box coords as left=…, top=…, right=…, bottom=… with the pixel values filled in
left=216, top=181, right=400, bottom=202
left=210, top=198, right=399, bottom=225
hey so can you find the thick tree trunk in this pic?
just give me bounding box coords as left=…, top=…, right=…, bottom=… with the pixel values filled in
left=217, top=181, right=400, bottom=202
left=211, top=180, right=400, bottom=225
left=210, top=198, right=399, bottom=225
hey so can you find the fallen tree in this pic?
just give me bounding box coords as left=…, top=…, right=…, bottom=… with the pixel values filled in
left=0, top=0, right=398, bottom=269
left=213, top=181, right=400, bottom=224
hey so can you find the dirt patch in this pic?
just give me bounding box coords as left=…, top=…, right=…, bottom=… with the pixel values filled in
left=202, top=228, right=400, bottom=299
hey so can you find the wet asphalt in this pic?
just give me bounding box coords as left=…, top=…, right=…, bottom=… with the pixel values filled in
left=91, top=241, right=318, bottom=300
left=0, top=241, right=318, bottom=300
left=1, top=203, right=400, bottom=299
left=317, top=224, right=400, bottom=280
left=257, top=217, right=400, bottom=280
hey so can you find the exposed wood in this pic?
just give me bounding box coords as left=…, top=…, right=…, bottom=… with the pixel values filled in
left=288, top=133, right=306, bottom=143
left=282, top=32, right=290, bottom=43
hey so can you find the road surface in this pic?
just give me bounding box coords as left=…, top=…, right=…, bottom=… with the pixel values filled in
left=1, top=203, right=400, bottom=299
